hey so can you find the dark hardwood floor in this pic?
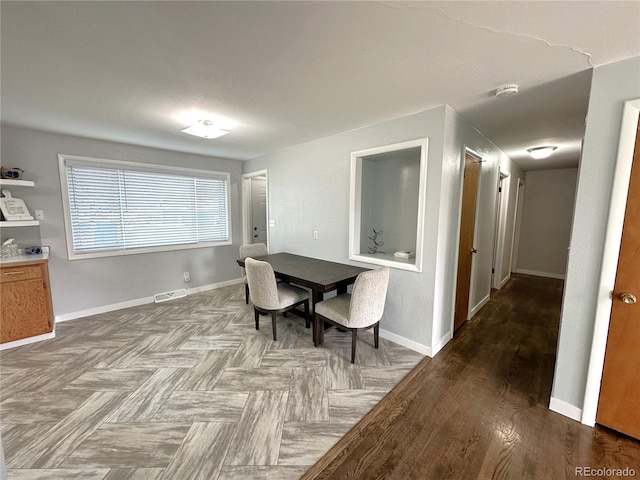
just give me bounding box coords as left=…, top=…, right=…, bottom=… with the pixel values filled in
left=302, top=274, right=640, bottom=479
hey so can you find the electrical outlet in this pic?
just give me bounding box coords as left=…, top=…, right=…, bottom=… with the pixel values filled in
left=35, top=210, right=44, bottom=220
left=183, top=272, right=191, bottom=283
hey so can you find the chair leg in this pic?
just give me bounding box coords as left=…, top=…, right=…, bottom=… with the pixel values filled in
left=245, top=284, right=250, bottom=304
left=351, top=328, right=357, bottom=364
left=304, top=300, right=310, bottom=328
left=374, top=322, right=379, bottom=349
left=254, top=309, right=259, bottom=330
left=271, top=312, right=278, bottom=341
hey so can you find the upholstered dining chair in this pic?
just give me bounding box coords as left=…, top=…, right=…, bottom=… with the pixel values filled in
left=239, top=243, right=268, bottom=304
left=314, top=266, right=390, bottom=363
left=245, top=257, right=310, bottom=341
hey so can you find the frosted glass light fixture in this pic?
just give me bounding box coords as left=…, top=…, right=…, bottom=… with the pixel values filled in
left=181, top=120, right=230, bottom=139
left=527, top=146, right=557, bottom=159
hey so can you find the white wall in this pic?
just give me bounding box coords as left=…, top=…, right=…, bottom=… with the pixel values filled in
left=243, top=105, right=522, bottom=355
left=1, top=126, right=244, bottom=319
left=552, top=56, right=640, bottom=418
left=516, top=168, right=578, bottom=279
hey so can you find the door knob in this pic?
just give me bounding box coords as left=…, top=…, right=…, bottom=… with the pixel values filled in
left=620, top=293, right=637, bottom=304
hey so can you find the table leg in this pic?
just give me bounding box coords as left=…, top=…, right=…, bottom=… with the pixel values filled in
left=312, top=290, right=323, bottom=346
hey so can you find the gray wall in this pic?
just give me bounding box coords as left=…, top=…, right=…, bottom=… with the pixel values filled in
left=516, top=168, right=578, bottom=278
left=443, top=108, right=523, bottom=326
left=359, top=153, right=420, bottom=255
left=243, top=105, right=521, bottom=354
left=1, top=126, right=243, bottom=318
left=552, top=56, right=640, bottom=411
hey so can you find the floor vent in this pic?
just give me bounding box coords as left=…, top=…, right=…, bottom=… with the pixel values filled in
left=153, top=289, right=187, bottom=303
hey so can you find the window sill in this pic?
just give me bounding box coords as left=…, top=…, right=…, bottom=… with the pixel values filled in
left=350, top=253, right=421, bottom=272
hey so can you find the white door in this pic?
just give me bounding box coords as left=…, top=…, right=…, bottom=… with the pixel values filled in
left=251, top=177, right=267, bottom=244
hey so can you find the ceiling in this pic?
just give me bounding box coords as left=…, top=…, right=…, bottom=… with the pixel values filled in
left=2, top=1, right=639, bottom=170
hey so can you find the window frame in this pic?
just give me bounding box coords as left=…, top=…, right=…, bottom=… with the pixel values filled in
left=349, top=138, right=428, bottom=272
left=58, top=153, right=232, bottom=260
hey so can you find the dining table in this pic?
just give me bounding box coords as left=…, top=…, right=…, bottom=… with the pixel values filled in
left=236, top=252, right=370, bottom=344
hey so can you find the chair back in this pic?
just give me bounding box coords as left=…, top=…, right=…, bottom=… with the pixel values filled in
left=245, top=258, right=280, bottom=310
left=239, top=243, right=268, bottom=260
left=348, top=267, right=390, bottom=328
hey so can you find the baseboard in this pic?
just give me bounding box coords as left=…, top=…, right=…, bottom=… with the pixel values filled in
left=515, top=269, right=565, bottom=280
left=55, top=297, right=153, bottom=323
left=55, top=277, right=244, bottom=323
left=365, top=328, right=432, bottom=357
left=0, top=331, right=55, bottom=351
left=469, top=294, right=490, bottom=318
left=186, top=277, right=243, bottom=294
left=430, top=330, right=453, bottom=357
left=500, top=273, right=511, bottom=288
left=549, top=396, right=583, bottom=422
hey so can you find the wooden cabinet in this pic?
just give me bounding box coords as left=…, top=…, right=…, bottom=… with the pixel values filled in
left=1, top=259, right=53, bottom=343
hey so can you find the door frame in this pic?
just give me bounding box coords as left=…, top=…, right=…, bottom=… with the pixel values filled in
left=492, top=170, right=511, bottom=290
left=582, top=99, right=640, bottom=426
left=241, top=169, right=270, bottom=249
left=510, top=178, right=525, bottom=277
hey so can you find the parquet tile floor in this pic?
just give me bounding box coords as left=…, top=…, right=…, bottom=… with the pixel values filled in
left=0, top=284, right=424, bottom=479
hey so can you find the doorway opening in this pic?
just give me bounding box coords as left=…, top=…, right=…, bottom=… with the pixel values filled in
left=491, top=170, right=511, bottom=291
left=241, top=170, right=269, bottom=250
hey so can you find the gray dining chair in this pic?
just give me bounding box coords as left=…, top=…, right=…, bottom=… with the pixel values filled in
left=239, top=243, right=268, bottom=304
left=245, top=257, right=310, bottom=341
left=314, top=266, right=390, bottom=363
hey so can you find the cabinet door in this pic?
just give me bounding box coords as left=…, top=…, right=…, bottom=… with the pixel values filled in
left=1, top=277, right=52, bottom=343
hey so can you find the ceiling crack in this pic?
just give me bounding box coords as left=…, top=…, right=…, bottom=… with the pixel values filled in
left=378, top=2, right=595, bottom=67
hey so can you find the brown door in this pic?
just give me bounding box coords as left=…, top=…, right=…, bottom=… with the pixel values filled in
left=454, top=153, right=481, bottom=331
left=596, top=118, right=640, bottom=440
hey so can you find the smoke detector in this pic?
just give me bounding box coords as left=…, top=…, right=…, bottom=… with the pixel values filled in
left=495, top=84, right=519, bottom=98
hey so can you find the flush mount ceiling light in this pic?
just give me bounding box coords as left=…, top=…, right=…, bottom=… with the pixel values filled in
left=527, top=146, right=557, bottom=159
left=181, top=120, right=230, bottom=139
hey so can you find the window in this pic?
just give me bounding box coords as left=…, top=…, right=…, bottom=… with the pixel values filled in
left=349, top=138, right=428, bottom=272
left=58, top=154, right=232, bottom=259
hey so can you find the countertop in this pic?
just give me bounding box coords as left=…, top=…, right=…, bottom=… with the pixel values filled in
left=0, top=252, right=49, bottom=265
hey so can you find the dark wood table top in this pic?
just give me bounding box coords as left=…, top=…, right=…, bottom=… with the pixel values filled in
left=237, top=252, right=370, bottom=294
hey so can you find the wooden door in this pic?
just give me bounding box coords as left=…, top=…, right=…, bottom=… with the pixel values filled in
left=454, top=153, right=481, bottom=331
left=596, top=119, right=640, bottom=439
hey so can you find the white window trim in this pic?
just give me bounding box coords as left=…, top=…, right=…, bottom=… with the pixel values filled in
left=349, top=138, right=429, bottom=272
left=58, top=153, right=232, bottom=260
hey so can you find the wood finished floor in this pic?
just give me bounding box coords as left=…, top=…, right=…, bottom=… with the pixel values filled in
left=302, top=274, right=640, bottom=479
left=0, top=284, right=424, bottom=479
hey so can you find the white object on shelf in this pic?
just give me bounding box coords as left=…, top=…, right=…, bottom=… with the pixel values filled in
left=1, top=238, right=18, bottom=258
left=0, top=190, right=34, bottom=221
left=394, top=251, right=415, bottom=259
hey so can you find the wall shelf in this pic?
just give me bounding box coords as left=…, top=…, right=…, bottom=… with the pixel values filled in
left=0, top=179, right=35, bottom=187
left=0, top=220, right=40, bottom=227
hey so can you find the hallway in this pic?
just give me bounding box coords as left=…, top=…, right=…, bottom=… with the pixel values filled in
left=303, top=274, right=640, bottom=479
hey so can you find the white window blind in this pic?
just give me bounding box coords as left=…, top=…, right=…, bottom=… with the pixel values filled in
left=59, top=155, right=231, bottom=259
